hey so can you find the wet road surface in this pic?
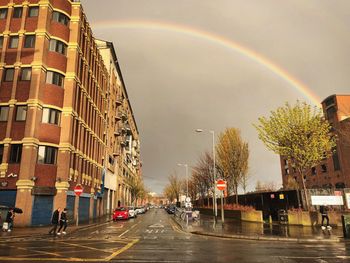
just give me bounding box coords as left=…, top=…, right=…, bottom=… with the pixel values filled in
left=0, top=208, right=349, bottom=262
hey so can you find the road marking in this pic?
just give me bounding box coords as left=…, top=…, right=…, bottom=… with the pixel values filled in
left=145, top=229, right=153, bottom=234
left=104, top=239, right=139, bottom=261
left=118, top=221, right=141, bottom=237
left=149, top=223, right=164, bottom=228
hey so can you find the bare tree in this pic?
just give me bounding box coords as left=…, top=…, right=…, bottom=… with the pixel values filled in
left=163, top=172, right=184, bottom=203
left=124, top=175, right=145, bottom=206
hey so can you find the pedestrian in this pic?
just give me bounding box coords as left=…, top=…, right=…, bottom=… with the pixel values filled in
left=320, top=205, right=331, bottom=230
left=57, top=208, right=68, bottom=235
left=48, top=207, right=61, bottom=235
left=5, top=208, right=14, bottom=232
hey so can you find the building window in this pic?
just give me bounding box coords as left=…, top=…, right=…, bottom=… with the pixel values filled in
left=0, top=36, right=3, bottom=49
left=42, top=108, right=61, bottom=125
left=12, top=7, right=22, bottom=18
left=24, top=35, right=35, bottom=48
left=0, top=106, right=9, bottom=121
left=332, top=152, right=341, bottom=171
left=9, top=144, right=22, bottom=163
left=9, top=36, right=19, bottom=48
left=311, top=167, right=317, bottom=175
left=321, top=164, right=327, bottom=173
left=15, top=106, right=27, bottom=121
left=0, top=144, right=3, bottom=163
left=284, top=168, right=289, bottom=175
left=28, top=6, right=39, bottom=17
left=4, top=68, right=14, bottom=82
left=46, top=71, right=64, bottom=87
left=49, top=39, right=67, bottom=55
left=52, top=11, right=69, bottom=26
left=37, top=146, right=57, bottom=164
left=0, top=9, right=7, bottom=19
left=20, top=68, right=31, bottom=81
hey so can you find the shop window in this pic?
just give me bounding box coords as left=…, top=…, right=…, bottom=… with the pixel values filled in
left=9, top=144, right=22, bottom=163
left=37, top=146, right=57, bottom=165
left=15, top=106, right=27, bottom=121
left=0, top=36, right=3, bottom=49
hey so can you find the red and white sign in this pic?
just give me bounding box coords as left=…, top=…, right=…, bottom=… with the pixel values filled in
left=74, top=184, right=83, bottom=196
left=216, top=179, right=226, bottom=191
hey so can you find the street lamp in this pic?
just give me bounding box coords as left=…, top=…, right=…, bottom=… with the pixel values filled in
left=195, top=129, right=217, bottom=220
left=177, top=163, right=188, bottom=198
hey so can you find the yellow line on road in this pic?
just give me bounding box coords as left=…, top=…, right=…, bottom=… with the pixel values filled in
left=104, top=238, right=139, bottom=261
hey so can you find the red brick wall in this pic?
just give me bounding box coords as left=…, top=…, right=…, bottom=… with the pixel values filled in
left=49, top=23, right=70, bottom=42
left=40, top=84, right=64, bottom=108
left=20, top=49, right=34, bottom=64
left=10, top=122, right=25, bottom=140
left=0, top=82, right=13, bottom=102
left=9, top=19, right=21, bottom=33
left=15, top=81, right=31, bottom=101
left=24, top=17, right=38, bottom=32
left=51, top=0, right=72, bottom=16
left=38, top=123, right=61, bottom=144
left=47, top=52, right=67, bottom=72
left=35, top=164, right=58, bottom=187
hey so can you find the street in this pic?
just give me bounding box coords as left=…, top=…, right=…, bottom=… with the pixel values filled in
left=0, top=208, right=349, bottom=262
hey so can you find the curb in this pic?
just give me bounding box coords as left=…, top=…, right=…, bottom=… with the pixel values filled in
left=0, top=219, right=112, bottom=240
left=190, top=230, right=342, bottom=243
left=171, top=216, right=343, bottom=243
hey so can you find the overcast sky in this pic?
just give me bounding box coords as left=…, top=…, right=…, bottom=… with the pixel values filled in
left=81, top=0, right=350, bottom=194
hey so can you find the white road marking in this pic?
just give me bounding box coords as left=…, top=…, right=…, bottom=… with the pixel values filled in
left=118, top=229, right=130, bottom=237
left=149, top=223, right=164, bottom=228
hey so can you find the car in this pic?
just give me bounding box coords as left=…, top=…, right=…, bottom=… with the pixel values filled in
left=135, top=206, right=146, bottom=214
left=128, top=206, right=137, bottom=218
left=166, top=205, right=176, bottom=214
left=113, top=207, right=129, bottom=221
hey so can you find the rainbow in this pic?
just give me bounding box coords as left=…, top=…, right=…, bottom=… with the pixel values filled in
left=92, top=20, right=321, bottom=105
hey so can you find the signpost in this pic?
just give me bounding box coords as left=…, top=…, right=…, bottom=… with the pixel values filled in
left=74, top=185, right=83, bottom=226
left=216, top=179, right=226, bottom=223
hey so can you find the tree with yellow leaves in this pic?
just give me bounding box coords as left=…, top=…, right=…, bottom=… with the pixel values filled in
left=254, top=101, right=336, bottom=210
left=216, top=128, right=249, bottom=204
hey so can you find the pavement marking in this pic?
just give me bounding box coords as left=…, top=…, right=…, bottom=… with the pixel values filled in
left=0, top=238, right=139, bottom=262
left=50, top=240, right=113, bottom=253
left=119, top=221, right=141, bottom=237
left=104, top=238, right=139, bottom=261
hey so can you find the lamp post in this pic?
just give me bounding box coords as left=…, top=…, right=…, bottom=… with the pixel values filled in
left=177, top=163, right=188, bottom=198
left=195, top=129, right=217, bottom=221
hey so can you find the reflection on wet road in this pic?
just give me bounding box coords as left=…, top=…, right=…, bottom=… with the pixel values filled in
left=0, top=208, right=349, bottom=262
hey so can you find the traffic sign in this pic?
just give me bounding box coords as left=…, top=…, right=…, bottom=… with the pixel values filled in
left=216, top=179, right=226, bottom=191
left=185, top=197, right=191, bottom=203
left=74, top=184, right=83, bottom=196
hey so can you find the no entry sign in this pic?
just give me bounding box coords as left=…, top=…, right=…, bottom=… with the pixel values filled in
left=74, top=184, right=83, bottom=196
left=216, top=179, right=226, bottom=191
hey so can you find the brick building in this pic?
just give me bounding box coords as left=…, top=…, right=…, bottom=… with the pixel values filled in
left=281, top=95, right=350, bottom=190
left=0, top=0, right=141, bottom=226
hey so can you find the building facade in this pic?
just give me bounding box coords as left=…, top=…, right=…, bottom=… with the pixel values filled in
left=0, top=0, right=141, bottom=226
left=281, top=95, right=350, bottom=189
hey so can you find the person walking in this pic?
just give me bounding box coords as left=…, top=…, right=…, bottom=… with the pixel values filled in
left=48, top=207, right=61, bottom=236
left=320, top=205, right=331, bottom=230
left=5, top=208, right=14, bottom=232
left=57, top=208, right=68, bottom=235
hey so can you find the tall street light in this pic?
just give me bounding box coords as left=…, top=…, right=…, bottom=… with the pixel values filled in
left=195, top=129, right=217, bottom=220
left=177, top=163, right=188, bottom=198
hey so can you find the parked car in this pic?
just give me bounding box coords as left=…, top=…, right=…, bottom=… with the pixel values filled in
left=128, top=206, right=137, bottom=218
left=166, top=205, right=176, bottom=214
left=135, top=206, right=146, bottom=214
left=113, top=207, right=129, bottom=221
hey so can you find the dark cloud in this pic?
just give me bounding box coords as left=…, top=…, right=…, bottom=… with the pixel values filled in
left=82, top=0, right=350, bottom=194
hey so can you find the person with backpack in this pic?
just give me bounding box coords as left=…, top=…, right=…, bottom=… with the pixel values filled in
left=57, top=208, right=68, bottom=235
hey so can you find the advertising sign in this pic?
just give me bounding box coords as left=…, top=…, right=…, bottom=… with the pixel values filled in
left=311, top=195, right=344, bottom=206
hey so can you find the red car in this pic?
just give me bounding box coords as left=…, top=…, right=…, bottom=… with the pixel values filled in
left=113, top=207, right=129, bottom=220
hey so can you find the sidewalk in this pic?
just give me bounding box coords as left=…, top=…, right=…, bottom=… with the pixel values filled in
left=173, top=214, right=345, bottom=243
left=0, top=215, right=112, bottom=240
